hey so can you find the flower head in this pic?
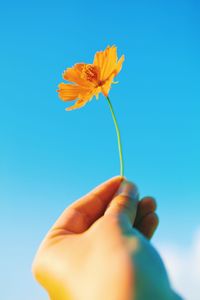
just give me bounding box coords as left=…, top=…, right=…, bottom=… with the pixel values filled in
left=57, top=46, right=125, bottom=111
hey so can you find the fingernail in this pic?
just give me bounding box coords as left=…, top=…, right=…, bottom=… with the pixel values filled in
left=115, top=179, right=139, bottom=201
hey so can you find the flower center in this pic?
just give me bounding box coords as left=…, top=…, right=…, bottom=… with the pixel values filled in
left=81, top=64, right=99, bottom=83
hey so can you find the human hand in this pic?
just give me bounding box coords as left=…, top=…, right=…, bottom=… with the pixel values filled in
left=32, top=176, right=173, bottom=300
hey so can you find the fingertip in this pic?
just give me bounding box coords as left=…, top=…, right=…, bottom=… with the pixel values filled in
left=114, top=179, right=139, bottom=201
left=140, top=196, right=157, bottom=211
left=107, top=175, right=125, bottom=185
left=105, top=180, right=139, bottom=224
left=92, top=175, right=124, bottom=195
left=135, top=197, right=157, bottom=225
left=137, top=212, right=159, bottom=240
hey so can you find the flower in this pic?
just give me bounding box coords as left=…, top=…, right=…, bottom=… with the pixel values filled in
left=57, top=45, right=124, bottom=111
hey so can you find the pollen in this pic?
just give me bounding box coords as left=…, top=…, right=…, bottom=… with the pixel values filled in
left=81, top=64, right=99, bottom=83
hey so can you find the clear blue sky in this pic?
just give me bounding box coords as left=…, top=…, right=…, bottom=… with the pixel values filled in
left=0, top=1, right=200, bottom=299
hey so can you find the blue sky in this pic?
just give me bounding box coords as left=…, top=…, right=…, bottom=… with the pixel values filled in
left=0, top=0, right=200, bottom=299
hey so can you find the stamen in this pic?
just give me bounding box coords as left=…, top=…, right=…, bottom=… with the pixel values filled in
left=81, top=64, right=99, bottom=83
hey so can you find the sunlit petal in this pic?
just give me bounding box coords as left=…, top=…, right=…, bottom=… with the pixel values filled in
left=115, top=55, right=125, bottom=76
left=57, top=83, right=91, bottom=101
left=101, top=74, right=115, bottom=97
left=66, top=99, right=88, bottom=111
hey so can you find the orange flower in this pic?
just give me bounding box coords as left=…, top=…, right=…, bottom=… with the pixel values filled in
left=57, top=46, right=125, bottom=111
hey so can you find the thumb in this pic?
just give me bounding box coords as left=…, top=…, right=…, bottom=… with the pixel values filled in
left=105, top=179, right=139, bottom=225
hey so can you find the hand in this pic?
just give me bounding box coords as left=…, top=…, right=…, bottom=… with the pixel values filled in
left=32, top=177, right=173, bottom=300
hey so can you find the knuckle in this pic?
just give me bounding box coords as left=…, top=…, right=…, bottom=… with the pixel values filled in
left=115, top=196, right=131, bottom=211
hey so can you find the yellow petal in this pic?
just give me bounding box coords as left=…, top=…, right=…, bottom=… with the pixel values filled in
left=115, top=54, right=125, bottom=76
left=66, top=99, right=88, bottom=111
left=101, top=74, right=115, bottom=97
left=101, top=54, right=125, bottom=96
left=93, top=51, right=104, bottom=76
left=93, top=46, right=118, bottom=81
left=57, top=83, right=91, bottom=101
left=101, top=46, right=118, bottom=80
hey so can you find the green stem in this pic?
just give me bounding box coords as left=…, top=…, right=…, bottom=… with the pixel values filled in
left=105, top=96, right=124, bottom=177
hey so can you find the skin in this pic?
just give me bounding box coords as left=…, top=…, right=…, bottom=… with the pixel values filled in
left=32, top=176, right=180, bottom=300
